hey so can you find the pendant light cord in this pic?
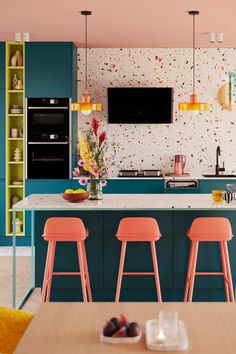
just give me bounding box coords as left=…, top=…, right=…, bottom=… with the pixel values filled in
left=193, top=13, right=195, bottom=94
left=85, top=14, right=88, bottom=91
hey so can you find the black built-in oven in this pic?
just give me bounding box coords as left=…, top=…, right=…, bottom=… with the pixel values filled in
left=26, top=98, right=71, bottom=179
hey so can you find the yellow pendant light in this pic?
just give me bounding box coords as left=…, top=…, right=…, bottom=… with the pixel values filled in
left=178, top=11, right=208, bottom=112
left=71, top=10, right=102, bottom=115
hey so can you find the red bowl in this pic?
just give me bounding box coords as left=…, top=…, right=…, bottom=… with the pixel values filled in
left=61, top=192, right=89, bottom=203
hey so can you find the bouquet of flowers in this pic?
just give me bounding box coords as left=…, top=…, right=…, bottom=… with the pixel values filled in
left=73, top=117, right=107, bottom=192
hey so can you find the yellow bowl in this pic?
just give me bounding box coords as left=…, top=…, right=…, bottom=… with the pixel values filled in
left=212, top=190, right=224, bottom=202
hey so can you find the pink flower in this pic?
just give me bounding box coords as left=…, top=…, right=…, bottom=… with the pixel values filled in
left=92, top=168, right=99, bottom=177
left=90, top=161, right=96, bottom=167
left=73, top=167, right=80, bottom=177
left=78, top=159, right=85, bottom=167
left=100, top=180, right=107, bottom=187
left=79, top=177, right=88, bottom=186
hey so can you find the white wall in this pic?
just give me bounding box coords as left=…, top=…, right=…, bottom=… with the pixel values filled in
left=77, top=48, right=236, bottom=177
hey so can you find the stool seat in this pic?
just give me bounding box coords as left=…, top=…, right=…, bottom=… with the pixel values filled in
left=184, top=217, right=234, bottom=303
left=115, top=217, right=162, bottom=302
left=116, top=217, right=161, bottom=241
left=41, top=217, right=92, bottom=303
left=43, top=217, right=88, bottom=241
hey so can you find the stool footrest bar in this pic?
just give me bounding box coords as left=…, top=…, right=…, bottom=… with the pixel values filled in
left=195, top=272, right=224, bottom=276
left=52, top=272, right=81, bottom=276
left=123, top=272, right=155, bottom=276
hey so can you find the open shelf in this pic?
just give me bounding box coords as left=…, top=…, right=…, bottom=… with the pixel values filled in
left=8, top=114, right=24, bottom=117
left=7, top=66, right=23, bottom=69
left=6, top=42, right=25, bottom=236
left=8, top=185, right=24, bottom=188
left=8, top=161, right=24, bottom=164
left=8, top=138, right=23, bottom=141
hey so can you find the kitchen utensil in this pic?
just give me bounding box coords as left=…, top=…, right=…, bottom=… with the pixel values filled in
left=223, top=191, right=235, bottom=203
left=174, top=155, right=186, bottom=176
left=226, top=184, right=236, bottom=192
left=212, top=190, right=224, bottom=202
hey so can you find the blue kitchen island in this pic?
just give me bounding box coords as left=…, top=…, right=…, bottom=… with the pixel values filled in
left=13, top=194, right=236, bottom=307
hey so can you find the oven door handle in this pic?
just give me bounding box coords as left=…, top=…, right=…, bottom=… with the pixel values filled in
left=28, top=107, right=69, bottom=110
left=28, top=142, right=69, bottom=145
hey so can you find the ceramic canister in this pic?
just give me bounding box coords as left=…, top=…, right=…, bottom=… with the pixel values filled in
left=223, top=191, right=235, bottom=204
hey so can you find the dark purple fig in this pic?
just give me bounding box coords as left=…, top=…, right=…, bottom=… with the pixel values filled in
left=112, top=325, right=127, bottom=337
left=110, top=317, right=120, bottom=331
left=103, top=321, right=117, bottom=337
left=126, top=322, right=141, bottom=337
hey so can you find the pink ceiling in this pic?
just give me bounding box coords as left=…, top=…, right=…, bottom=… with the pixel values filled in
left=0, top=0, right=236, bottom=47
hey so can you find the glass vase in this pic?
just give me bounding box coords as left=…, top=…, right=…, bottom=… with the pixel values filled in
left=87, top=179, right=103, bottom=200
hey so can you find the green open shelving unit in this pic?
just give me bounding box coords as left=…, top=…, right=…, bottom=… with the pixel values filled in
left=5, top=42, right=25, bottom=236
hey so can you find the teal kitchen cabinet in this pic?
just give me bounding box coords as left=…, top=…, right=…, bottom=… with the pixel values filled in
left=103, top=211, right=172, bottom=301
left=117, top=179, right=164, bottom=194
left=25, top=180, right=71, bottom=195
left=173, top=210, right=236, bottom=301
left=71, top=179, right=119, bottom=194
left=0, top=43, right=5, bottom=89
left=200, top=179, right=236, bottom=193
left=34, top=211, right=103, bottom=301
left=0, top=180, right=5, bottom=237
left=25, top=42, right=76, bottom=98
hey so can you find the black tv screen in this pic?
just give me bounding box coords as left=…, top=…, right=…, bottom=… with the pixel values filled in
left=108, top=87, right=173, bottom=124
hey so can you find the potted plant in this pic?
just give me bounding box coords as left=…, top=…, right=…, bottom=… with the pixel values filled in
left=73, top=117, right=107, bottom=200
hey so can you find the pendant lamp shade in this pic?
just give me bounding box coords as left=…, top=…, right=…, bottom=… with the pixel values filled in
left=178, top=11, right=208, bottom=112
left=71, top=10, right=102, bottom=114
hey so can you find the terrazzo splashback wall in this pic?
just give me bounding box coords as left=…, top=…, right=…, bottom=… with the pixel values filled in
left=77, top=48, right=236, bottom=177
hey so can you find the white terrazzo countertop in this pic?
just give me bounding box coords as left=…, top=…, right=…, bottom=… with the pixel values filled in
left=73, top=176, right=236, bottom=180
left=13, top=194, right=236, bottom=211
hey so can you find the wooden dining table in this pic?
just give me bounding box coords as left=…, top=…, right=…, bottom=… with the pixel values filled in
left=15, top=302, right=236, bottom=354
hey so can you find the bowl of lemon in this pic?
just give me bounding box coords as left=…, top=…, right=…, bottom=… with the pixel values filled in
left=61, top=188, right=89, bottom=203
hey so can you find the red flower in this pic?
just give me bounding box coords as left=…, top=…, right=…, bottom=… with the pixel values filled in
left=91, top=117, right=100, bottom=136
left=99, top=131, right=106, bottom=146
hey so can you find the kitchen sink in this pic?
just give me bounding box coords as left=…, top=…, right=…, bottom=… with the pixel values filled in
left=202, top=174, right=236, bottom=178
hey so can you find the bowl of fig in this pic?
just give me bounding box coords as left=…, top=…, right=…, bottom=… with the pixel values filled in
left=101, top=314, right=142, bottom=344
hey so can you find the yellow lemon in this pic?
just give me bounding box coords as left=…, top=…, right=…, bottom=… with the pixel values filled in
left=64, top=189, right=74, bottom=194
left=74, top=189, right=87, bottom=194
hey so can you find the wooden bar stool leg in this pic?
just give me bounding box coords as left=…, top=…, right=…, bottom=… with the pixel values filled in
left=77, top=241, right=88, bottom=302
left=184, top=242, right=194, bottom=302
left=81, top=241, right=92, bottom=302
left=46, top=242, right=56, bottom=302
left=115, top=241, right=127, bottom=303
left=222, top=241, right=235, bottom=302
left=41, top=242, right=51, bottom=303
left=150, top=241, right=162, bottom=302
left=220, top=241, right=230, bottom=302
left=188, top=241, right=199, bottom=302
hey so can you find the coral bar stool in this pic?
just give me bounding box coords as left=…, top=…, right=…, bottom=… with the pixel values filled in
left=184, top=217, right=234, bottom=302
left=115, top=217, right=162, bottom=302
left=41, top=217, right=92, bottom=303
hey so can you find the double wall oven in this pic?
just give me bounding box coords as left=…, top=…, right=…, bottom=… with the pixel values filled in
left=26, top=98, right=71, bottom=179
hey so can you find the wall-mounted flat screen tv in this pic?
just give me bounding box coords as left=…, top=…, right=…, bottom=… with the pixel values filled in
left=108, top=87, right=173, bottom=124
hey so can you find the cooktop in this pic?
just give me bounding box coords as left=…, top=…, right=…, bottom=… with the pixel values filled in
left=118, top=170, right=163, bottom=178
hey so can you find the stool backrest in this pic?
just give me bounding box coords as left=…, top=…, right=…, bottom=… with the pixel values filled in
left=189, top=217, right=232, bottom=237
left=43, top=217, right=87, bottom=237
left=116, top=217, right=161, bottom=238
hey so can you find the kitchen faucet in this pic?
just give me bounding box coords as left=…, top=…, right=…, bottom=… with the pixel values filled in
left=215, top=145, right=225, bottom=176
